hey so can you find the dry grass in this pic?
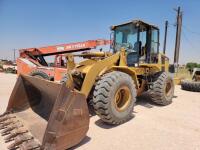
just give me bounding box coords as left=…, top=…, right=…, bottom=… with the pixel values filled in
left=175, top=68, right=192, bottom=80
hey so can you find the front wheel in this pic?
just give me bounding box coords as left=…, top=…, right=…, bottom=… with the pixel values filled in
left=92, top=71, right=136, bottom=125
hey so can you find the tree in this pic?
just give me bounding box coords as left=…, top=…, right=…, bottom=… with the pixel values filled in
left=186, top=62, right=200, bottom=71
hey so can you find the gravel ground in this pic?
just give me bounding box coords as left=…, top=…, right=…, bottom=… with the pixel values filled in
left=0, top=73, right=199, bottom=150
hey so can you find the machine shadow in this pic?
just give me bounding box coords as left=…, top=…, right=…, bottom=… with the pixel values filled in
left=136, top=93, right=178, bottom=109
left=135, top=93, right=155, bottom=109
left=69, top=136, right=91, bottom=150
left=94, top=114, right=135, bottom=129
left=91, top=93, right=178, bottom=130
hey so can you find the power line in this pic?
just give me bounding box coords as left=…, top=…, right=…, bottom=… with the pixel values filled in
left=182, top=29, right=196, bottom=49
left=182, top=25, right=200, bottom=36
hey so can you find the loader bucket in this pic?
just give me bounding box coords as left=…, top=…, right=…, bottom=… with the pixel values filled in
left=0, top=74, right=89, bottom=150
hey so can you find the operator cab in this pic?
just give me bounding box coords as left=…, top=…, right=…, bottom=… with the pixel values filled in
left=111, top=20, right=159, bottom=66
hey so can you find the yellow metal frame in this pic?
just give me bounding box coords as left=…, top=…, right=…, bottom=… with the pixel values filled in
left=77, top=53, right=119, bottom=97
left=65, top=49, right=169, bottom=97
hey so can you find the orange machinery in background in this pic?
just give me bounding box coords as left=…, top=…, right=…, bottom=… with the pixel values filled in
left=17, top=39, right=110, bottom=81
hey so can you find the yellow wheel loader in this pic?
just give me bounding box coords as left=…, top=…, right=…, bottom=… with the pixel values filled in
left=0, top=20, right=174, bottom=149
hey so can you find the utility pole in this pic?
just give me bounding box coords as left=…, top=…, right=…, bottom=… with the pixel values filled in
left=174, top=6, right=183, bottom=72
left=13, top=49, right=16, bottom=62
left=163, top=20, right=168, bottom=54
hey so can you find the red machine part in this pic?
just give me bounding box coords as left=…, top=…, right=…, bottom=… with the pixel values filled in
left=19, top=39, right=110, bottom=57
left=17, top=39, right=110, bottom=81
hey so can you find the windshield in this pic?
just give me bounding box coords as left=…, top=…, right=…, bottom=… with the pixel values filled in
left=114, top=23, right=138, bottom=52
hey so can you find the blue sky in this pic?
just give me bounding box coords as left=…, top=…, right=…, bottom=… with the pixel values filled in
left=0, top=0, right=199, bottom=64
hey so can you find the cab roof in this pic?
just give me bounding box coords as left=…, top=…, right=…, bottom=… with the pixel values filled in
left=111, top=19, right=159, bottom=30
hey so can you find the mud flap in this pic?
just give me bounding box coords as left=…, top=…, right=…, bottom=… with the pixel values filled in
left=0, top=75, right=89, bottom=150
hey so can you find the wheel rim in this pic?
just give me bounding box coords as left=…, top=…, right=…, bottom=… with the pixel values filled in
left=114, top=86, right=131, bottom=112
left=165, top=80, right=173, bottom=97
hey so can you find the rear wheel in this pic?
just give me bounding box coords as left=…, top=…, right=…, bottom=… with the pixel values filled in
left=29, top=70, right=50, bottom=80
left=92, top=71, right=136, bottom=125
left=149, top=72, right=174, bottom=105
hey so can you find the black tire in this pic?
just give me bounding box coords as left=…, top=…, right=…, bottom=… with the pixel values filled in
left=29, top=70, right=50, bottom=80
left=149, top=72, right=174, bottom=105
left=92, top=71, right=136, bottom=125
left=60, top=74, right=68, bottom=84
left=181, top=80, right=200, bottom=92
left=60, top=74, right=96, bottom=115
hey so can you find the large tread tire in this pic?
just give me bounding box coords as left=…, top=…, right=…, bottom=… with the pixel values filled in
left=29, top=70, right=50, bottom=80
left=92, top=71, right=136, bottom=125
left=149, top=72, right=174, bottom=106
left=181, top=80, right=200, bottom=92
left=60, top=74, right=96, bottom=115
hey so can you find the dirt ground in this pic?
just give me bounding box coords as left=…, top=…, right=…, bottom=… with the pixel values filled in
left=0, top=73, right=199, bottom=150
